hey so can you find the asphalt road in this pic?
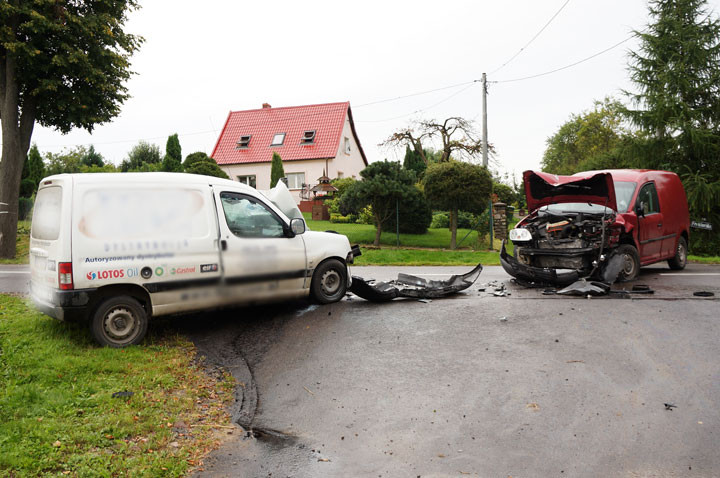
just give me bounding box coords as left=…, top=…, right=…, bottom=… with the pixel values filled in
left=4, top=263, right=719, bottom=477
left=0, top=264, right=30, bottom=294
left=180, top=264, right=719, bottom=478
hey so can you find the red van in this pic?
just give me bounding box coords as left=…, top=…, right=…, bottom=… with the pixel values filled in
left=501, top=169, right=690, bottom=284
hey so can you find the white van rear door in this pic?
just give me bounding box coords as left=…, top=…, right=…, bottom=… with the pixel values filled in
left=30, top=178, right=73, bottom=294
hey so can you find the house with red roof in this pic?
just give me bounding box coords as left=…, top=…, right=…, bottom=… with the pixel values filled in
left=211, top=101, right=368, bottom=202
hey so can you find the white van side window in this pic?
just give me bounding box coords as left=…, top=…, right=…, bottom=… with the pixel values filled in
left=220, top=193, right=284, bottom=238
left=78, top=189, right=209, bottom=240
left=31, top=186, right=63, bottom=240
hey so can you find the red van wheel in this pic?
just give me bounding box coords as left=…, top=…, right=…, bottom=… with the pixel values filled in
left=668, top=237, right=687, bottom=270
left=616, top=244, right=640, bottom=282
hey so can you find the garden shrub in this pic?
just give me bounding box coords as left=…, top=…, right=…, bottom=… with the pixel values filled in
left=382, top=186, right=432, bottom=234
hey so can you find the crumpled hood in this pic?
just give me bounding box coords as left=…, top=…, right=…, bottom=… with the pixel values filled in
left=523, top=170, right=617, bottom=211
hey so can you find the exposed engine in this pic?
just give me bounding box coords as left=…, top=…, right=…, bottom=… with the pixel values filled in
left=515, top=210, right=615, bottom=270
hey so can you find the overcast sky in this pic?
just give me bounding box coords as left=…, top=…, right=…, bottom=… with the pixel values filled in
left=26, top=0, right=720, bottom=181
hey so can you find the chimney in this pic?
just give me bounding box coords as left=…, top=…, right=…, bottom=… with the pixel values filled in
left=262, top=103, right=271, bottom=109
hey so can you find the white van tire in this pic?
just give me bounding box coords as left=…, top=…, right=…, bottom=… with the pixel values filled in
left=91, top=296, right=148, bottom=347
left=311, top=259, right=347, bottom=304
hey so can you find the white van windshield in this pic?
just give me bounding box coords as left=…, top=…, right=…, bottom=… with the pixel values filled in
left=31, top=186, right=62, bottom=240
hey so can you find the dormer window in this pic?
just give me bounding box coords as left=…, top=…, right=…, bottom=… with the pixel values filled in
left=236, top=135, right=251, bottom=149
left=271, top=133, right=286, bottom=146
left=301, top=130, right=316, bottom=145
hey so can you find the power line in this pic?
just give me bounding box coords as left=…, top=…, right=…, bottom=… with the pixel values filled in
left=489, top=0, right=572, bottom=75
left=491, top=34, right=636, bottom=84
left=354, top=81, right=476, bottom=108
left=357, top=82, right=478, bottom=123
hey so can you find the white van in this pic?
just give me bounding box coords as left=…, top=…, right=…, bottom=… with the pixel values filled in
left=30, top=173, right=357, bottom=347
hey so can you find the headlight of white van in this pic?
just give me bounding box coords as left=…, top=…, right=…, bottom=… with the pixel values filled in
left=509, top=228, right=532, bottom=242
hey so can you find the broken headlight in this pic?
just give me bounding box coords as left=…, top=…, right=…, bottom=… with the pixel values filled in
left=509, top=228, right=532, bottom=242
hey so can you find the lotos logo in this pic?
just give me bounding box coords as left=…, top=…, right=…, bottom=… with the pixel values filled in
left=86, top=269, right=125, bottom=281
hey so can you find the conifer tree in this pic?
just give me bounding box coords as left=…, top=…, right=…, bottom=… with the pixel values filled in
left=270, top=152, right=285, bottom=187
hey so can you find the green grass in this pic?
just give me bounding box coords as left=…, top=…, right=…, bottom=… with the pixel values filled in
left=354, top=248, right=504, bottom=266
left=0, top=221, right=30, bottom=265
left=306, top=214, right=500, bottom=250
left=688, top=254, right=720, bottom=264
left=0, top=295, right=234, bottom=477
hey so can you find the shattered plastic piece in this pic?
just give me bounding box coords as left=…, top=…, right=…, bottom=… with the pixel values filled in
left=693, top=291, right=715, bottom=297
left=556, top=279, right=610, bottom=296
left=664, top=403, right=677, bottom=411
left=349, top=264, right=483, bottom=302
left=417, top=299, right=432, bottom=303
left=499, top=317, right=508, bottom=322
left=111, top=391, right=134, bottom=398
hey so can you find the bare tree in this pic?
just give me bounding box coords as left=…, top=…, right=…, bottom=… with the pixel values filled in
left=382, top=117, right=490, bottom=165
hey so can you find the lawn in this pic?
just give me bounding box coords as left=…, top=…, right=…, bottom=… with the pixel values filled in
left=0, top=220, right=29, bottom=265
left=306, top=215, right=496, bottom=250
left=0, top=294, right=235, bottom=477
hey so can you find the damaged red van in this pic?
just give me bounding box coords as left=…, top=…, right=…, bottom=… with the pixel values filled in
left=501, top=169, right=690, bottom=285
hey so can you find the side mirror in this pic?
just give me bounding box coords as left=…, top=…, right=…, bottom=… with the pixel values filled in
left=635, top=201, right=645, bottom=218
left=289, top=217, right=306, bottom=236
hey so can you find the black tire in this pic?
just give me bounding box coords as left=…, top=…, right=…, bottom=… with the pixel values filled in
left=615, top=244, right=640, bottom=282
left=91, top=296, right=148, bottom=347
left=667, top=236, right=688, bottom=270
left=311, top=259, right=347, bottom=304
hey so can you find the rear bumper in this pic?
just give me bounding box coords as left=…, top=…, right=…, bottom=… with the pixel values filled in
left=31, top=283, right=97, bottom=322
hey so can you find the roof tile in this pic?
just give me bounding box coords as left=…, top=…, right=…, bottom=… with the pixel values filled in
left=212, top=102, right=349, bottom=165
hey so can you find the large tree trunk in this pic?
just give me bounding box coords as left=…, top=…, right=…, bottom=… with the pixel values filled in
left=450, top=208, right=458, bottom=249
left=0, top=53, right=36, bottom=259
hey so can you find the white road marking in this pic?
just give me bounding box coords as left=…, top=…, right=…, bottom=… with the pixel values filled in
left=658, top=272, right=720, bottom=276
left=659, top=273, right=720, bottom=276
left=0, top=271, right=31, bottom=274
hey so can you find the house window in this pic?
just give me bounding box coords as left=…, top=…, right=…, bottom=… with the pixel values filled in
left=271, top=133, right=285, bottom=146
left=286, top=172, right=305, bottom=189
left=344, top=137, right=351, bottom=154
left=236, top=135, right=251, bottom=149
left=301, top=130, right=316, bottom=144
left=237, top=175, right=256, bottom=188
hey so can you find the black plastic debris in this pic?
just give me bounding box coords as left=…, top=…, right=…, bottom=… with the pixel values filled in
left=664, top=403, right=677, bottom=411
left=111, top=391, right=134, bottom=398
left=693, top=291, right=715, bottom=297
left=349, top=264, right=483, bottom=302
left=556, top=280, right=610, bottom=296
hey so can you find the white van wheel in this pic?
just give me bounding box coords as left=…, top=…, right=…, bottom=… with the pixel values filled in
left=311, top=259, right=347, bottom=304
left=91, top=296, right=148, bottom=347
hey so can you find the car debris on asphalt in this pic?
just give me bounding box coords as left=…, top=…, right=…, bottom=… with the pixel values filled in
left=348, top=264, right=483, bottom=302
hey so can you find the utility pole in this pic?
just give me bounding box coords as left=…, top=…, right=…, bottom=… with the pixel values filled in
left=482, top=73, right=494, bottom=250
left=482, top=73, right=488, bottom=168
